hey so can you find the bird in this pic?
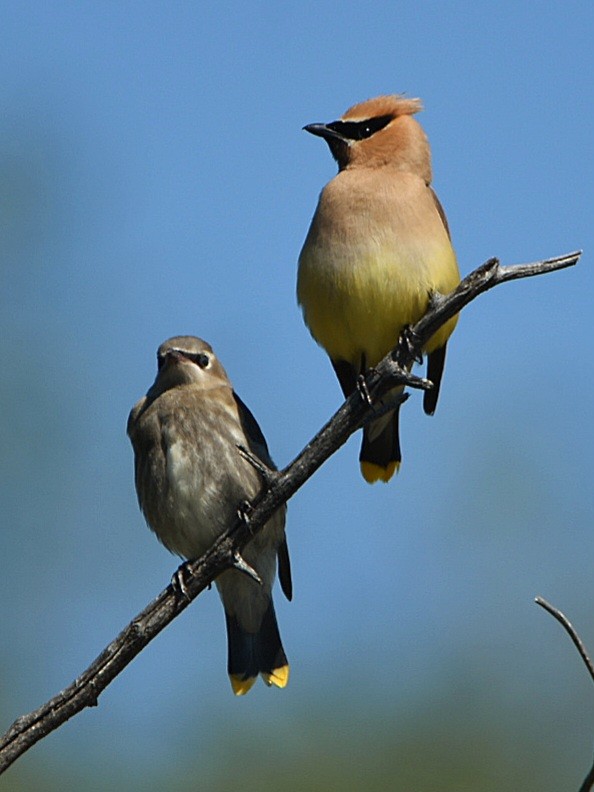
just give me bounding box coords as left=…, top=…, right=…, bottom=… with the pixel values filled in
left=127, top=336, right=291, bottom=695
left=297, top=94, right=460, bottom=483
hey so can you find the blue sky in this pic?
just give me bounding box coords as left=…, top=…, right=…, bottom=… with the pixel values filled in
left=1, top=2, right=593, bottom=788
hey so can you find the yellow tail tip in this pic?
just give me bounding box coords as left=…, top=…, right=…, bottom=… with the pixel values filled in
left=230, top=664, right=289, bottom=695
left=360, top=460, right=400, bottom=484
left=230, top=674, right=258, bottom=696
left=262, top=664, right=290, bottom=689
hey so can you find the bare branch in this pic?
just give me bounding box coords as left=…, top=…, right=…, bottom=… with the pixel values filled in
left=0, top=251, right=580, bottom=774
left=535, top=596, right=594, bottom=792
left=535, top=596, right=594, bottom=683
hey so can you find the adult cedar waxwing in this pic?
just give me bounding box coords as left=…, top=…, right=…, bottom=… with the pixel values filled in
left=128, top=336, right=291, bottom=695
left=297, top=95, right=460, bottom=483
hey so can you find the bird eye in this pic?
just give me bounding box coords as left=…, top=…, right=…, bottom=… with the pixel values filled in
left=195, top=353, right=210, bottom=369
left=328, top=115, right=393, bottom=141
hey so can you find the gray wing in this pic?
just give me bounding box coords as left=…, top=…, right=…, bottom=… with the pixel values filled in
left=233, top=391, right=292, bottom=601
left=233, top=391, right=277, bottom=470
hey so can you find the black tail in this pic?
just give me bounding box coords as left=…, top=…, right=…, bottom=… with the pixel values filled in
left=225, top=600, right=289, bottom=695
left=424, top=345, right=447, bottom=415
left=359, top=406, right=402, bottom=484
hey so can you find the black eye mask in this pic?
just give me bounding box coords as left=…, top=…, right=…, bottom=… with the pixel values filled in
left=326, top=114, right=394, bottom=141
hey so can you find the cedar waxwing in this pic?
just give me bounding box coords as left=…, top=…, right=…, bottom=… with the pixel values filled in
left=127, top=336, right=291, bottom=695
left=297, top=95, right=460, bottom=483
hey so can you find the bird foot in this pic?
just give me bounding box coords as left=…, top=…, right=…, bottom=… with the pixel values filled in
left=237, top=500, right=255, bottom=533
left=400, top=325, right=423, bottom=364
left=356, top=373, right=374, bottom=406
left=171, top=561, right=193, bottom=602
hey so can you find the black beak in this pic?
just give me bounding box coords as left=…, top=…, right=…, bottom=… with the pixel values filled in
left=303, top=122, right=346, bottom=143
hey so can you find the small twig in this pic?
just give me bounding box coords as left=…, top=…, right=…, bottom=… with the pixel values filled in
left=535, top=596, right=594, bottom=792
left=535, top=597, right=594, bottom=682
left=0, top=251, right=581, bottom=774
left=232, top=552, right=262, bottom=585
left=236, top=444, right=278, bottom=487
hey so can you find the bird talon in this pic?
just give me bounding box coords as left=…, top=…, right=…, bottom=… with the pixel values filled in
left=171, top=562, right=192, bottom=601
left=400, top=326, right=423, bottom=364
left=238, top=500, right=254, bottom=532
left=356, top=373, right=373, bottom=406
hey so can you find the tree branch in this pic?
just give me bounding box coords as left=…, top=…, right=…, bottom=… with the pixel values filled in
left=0, top=251, right=581, bottom=774
left=535, top=596, right=594, bottom=792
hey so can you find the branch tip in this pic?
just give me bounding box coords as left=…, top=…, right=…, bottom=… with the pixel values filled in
left=232, top=552, right=262, bottom=585
left=535, top=595, right=594, bottom=684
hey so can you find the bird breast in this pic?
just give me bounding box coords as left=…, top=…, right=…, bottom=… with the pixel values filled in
left=141, top=397, right=255, bottom=560
left=297, top=169, right=458, bottom=365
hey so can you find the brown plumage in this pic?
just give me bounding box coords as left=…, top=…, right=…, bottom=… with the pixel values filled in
left=128, top=336, right=291, bottom=694
left=297, top=95, right=460, bottom=482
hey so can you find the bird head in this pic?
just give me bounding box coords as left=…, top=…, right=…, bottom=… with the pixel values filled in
left=152, top=336, right=231, bottom=393
left=304, top=94, right=431, bottom=181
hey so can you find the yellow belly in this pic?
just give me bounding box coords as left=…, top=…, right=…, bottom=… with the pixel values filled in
left=297, top=238, right=459, bottom=368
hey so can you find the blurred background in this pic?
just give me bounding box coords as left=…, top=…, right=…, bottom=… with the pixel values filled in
left=1, top=2, right=593, bottom=790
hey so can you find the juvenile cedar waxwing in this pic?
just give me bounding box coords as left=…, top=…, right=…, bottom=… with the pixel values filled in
left=297, top=95, right=460, bottom=483
left=127, top=336, right=291, bottom=695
